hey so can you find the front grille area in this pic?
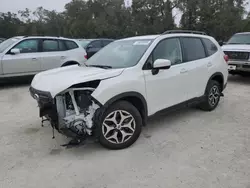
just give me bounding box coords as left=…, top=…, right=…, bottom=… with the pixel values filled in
left=29, top=87, right=53, bottom=105
left=224, top=51, right=250, bottom=60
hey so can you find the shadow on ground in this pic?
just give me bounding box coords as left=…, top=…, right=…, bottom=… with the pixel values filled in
left=0, top=76, right=33, bottom=89
left=228, top=74, right=250, bottom=85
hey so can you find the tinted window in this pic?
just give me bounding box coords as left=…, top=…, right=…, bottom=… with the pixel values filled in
left=182, top=37, right=206, bottom=61
left=202, top=38, right=218, bottom=56
left=65, top=41, right=78, bottom=50
left=59, top=40, right=67, bottom=51
left=227, top=34, right=250, bottom=44
left=102, top=40, right=113, bottom=47
left=14, top=39, right=39, bottom=53
left=153, top=38, right=182, bottom=65
left=91, top=40, right=102, bottom=48
left=42, top=40, right=58, bottom=52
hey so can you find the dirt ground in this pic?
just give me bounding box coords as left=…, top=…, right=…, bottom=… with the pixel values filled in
left=0, top=76, right=249, bottom=188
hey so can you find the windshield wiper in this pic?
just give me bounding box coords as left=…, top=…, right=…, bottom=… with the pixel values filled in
left=88, top=65, right=113, bottom=69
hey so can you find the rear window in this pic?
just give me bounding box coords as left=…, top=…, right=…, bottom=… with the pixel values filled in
left=181, top=37, right=206, bottom=62
left=202, top=38, right=218, bottom=56
left=65, top=40, right=78, bottom=50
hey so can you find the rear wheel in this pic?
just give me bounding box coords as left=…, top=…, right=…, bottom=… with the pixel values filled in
left=98, top=101, right=142, bottom=150
left=199, top=80, right=221, bottom=111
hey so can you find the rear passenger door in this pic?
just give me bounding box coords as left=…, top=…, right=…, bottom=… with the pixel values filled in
left=40, top=39, right=66, bottom=70
left=180, top=37, right=210, bottom=99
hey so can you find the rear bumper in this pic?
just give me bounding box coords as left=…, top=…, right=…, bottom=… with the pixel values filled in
left=228, top=60, right=250, bottom=72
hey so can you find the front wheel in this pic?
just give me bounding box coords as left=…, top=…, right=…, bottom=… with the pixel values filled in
left=98, top=101, right=142, bottom=150
left=199, top=80, right=221, bottom=111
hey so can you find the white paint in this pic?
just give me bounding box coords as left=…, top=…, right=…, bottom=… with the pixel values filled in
left=124, top=0, right=132, bottom=8
left=32, top=33, right=228, bottom=118
left=31, top=66, right=124, bottom=97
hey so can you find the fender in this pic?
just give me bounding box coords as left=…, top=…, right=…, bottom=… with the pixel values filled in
left=205, top=72, right=224, bottom=94
left=103, top=91, right=148, bottom=125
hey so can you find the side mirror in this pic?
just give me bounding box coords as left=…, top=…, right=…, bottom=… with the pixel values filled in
left=153, top=59, right=171, bottom=69
left=10, top=48, right=20, bottom=55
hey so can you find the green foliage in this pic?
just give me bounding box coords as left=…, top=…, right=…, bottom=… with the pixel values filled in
left=0, top=0, right=249, bottom=41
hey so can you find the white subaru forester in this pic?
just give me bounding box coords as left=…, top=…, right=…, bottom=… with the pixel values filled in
left=30, top=30, right=228, bottom=150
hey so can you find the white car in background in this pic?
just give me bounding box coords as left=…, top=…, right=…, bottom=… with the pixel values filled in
left=0, top=36, right=87, bottom=78
left=222, top=32, right=250, bottom=76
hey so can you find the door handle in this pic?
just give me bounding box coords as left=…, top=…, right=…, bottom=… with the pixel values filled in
left=180, top=69, right=188, bottom=74
left=207, top=62, right=212, bottom=67
left=32, top=58, right=37, bottom=61
left=61, top=56, right=66, bottom=59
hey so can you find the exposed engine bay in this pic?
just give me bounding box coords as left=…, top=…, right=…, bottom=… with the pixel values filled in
left=56, top=88, right=100, bottom=137
left=30, top=85, right=101, bottom=146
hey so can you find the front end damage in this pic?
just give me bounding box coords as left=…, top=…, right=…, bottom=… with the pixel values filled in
left=30, top=84, right=101, bottom=146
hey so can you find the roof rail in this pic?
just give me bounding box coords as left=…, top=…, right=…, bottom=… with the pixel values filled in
left=162, top=30, right=207, bottom=35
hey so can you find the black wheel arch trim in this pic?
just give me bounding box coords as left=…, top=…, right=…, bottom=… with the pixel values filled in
left=62, top=61, right=79, bottom=66
left=104, top=92, right=148, bottom=123
left=205, top=72, right=224, bottom=94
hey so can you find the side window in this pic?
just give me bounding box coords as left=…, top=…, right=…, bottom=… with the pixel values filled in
left=202, top=38, right=218, bottom=56
left=58, top=40, right=67, bottom=51
left=91, top=40, right=102, bottom=48
left=42, top=39, right=59, bottom=52
left=102, top=40, right=113, bottom=47
left=153, top=38, right=182, bottom=65
left=14, top=39, right=39, bottom=53
left=181, top=37, right=206, bottom=61
left=65, top=41, right=78, bottom=50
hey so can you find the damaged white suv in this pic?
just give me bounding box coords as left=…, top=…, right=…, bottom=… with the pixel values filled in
left=30, top=30, right=228, bottom=150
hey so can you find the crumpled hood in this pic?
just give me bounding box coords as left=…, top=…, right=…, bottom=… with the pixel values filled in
left=31, top=65, right=124, bottom=97
left=222, top=44, right=250, bottom=52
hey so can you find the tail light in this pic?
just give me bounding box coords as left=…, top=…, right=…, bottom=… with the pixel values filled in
left=84, top=55, right=88, bottom=59
left=224, top=54, right=229, bottom=63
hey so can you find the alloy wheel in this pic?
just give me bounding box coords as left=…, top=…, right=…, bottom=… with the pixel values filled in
left=208, top=85, right=220, bottom=106
left=102, top=110, right=136, bottom=144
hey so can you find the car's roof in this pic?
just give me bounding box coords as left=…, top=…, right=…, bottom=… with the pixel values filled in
left=77, top=38, right=114, bottom=41
left=235, top=32, right=250, bottom=35
left=118, top=33, right=213, bottom=42
left=11, top=36, right=75, bottom=40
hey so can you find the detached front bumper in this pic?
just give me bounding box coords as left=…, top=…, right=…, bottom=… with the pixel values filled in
left=29, top=87, right=59, bottom=127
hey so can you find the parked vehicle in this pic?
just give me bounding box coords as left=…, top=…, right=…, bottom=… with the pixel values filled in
left=0, top=36, right=87, bottom=78
left=0, top=38, right=5, bottom=43
left=30, top=30, right=228, bottom=150
left=77, top=38, right=114, bottom=59
left=222, top=32, right=250, bottom=76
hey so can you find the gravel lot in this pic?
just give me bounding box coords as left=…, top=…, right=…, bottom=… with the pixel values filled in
left=0, top=76, right=250, bottom=188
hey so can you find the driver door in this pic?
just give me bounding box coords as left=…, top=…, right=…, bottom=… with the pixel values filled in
left=143, top=37, right=189, bottom=115
left=2, top=39, right=41, bottom=75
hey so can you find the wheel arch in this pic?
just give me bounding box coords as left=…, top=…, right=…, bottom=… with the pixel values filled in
left=61, top=61, right=79, bottom=67
left=103, top=92, right=148, bottom=126
left=205, top=72, right=224, bottom=93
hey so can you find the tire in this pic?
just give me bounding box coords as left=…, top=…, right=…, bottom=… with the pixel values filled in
left=98, top=101, right=142, bottom=150
left=199, top=80, right=221, bottom=111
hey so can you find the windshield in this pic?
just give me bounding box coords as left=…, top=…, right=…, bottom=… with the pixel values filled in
left=227, top=34, right=250, bottom=45
left=86, top=39, right=152, bottom=69
left=78, top=39, right=92, bottom=48
left=0, top=38, right=20, bottom=53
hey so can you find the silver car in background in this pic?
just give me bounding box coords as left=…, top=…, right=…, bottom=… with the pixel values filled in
left=0, top=36, right=87, bottom=78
